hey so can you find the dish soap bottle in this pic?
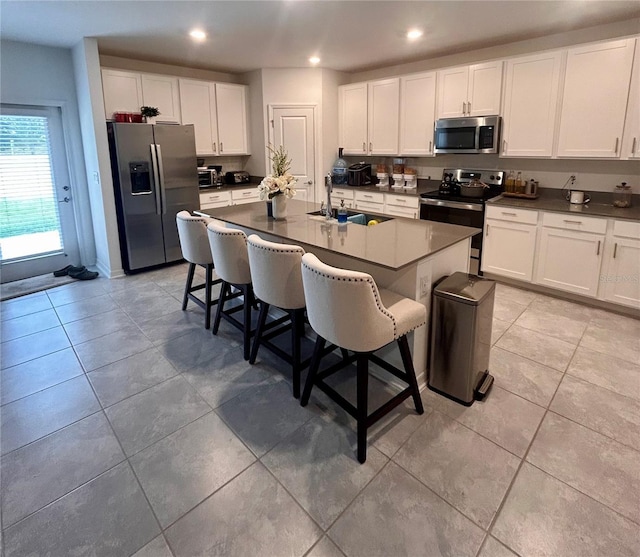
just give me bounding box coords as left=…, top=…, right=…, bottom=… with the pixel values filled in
left=332, top=148, right=348, bottom=186
left=337, top=199, right=348, bottom=223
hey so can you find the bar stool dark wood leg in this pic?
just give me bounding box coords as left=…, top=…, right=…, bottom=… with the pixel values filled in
left=182, top=263, right=196, bottom=311
left=249, top=301, right=270, bottom=364
left=397, top=336, right=424, bottom=414
left=242, top=285, right=252, bottom=360
left=212, top=282, right=228, bottom=335
left=204, top=264, right=213, bottom=329
left=356, top=353, right=369, bottom=464
left=301, top=336, right=325, bottom=406
left=291, top=308, right=302, bottom=398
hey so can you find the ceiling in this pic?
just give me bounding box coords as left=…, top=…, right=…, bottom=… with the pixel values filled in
left=2, top=1, right=639, bottom=74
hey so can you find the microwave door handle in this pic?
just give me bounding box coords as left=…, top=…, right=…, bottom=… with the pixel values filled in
left=150, top=144, right=162, bottom=215
left=155, top=144, right=167, bottom=214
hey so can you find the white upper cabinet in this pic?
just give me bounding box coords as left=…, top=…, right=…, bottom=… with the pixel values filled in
left=215, top=83, right=249, bottom=156
left=140, top=74, right=181, bottom=123
left=101, top=69, right=142, bottom=118
left=399, top=72, right=437, bottom=156
left=501, top=51, right=563, bottom=157
left=556, top=38, right=635, bottom=158
left=621, top=39, right=640, bottom=160
left=339, top=79, right=399, bottom=155
left=437, top=61, right=503, bottom=118
left=368, top=78, right=400, bottom=155
left=179, top=79, right=249, bottom=156
left=339, top=83, right=368, bottom=155
left=179, top=79, right=218, bottom=155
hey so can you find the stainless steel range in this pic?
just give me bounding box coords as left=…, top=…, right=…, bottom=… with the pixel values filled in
left=420, top=169, right=504, bottom=273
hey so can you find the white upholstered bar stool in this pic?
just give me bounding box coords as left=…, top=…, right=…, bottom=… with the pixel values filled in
left=246, top=234, right=307, bottom=398
left=300, top=253, right=425, bottom=463
left=206, top=222, right=255, bottom=360
left=176, top=211, right=223, bottom=329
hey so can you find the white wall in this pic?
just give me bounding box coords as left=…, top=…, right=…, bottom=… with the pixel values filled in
left=72, top=38, right=124, bottom=277
left=0, top=39, right=97, bottom=267
left=243, top=70, right=266, bottom=177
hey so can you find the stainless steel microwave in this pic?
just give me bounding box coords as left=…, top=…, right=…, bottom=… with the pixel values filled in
left=434, top=116, right=501, bottom=154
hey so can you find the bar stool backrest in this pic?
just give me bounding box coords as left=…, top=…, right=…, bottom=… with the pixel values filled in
left=206, top=222, right=251, bottom=285
left=176, top=211, right=214, bottom=266
left=301, top=253, right=395, bottom=353
left=247, top=234, right=306, bottom=310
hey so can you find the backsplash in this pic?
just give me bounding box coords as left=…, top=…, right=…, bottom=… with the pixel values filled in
left=198, top=155, right=250, bottom=174
left=343, top=154, right=639, bottom=193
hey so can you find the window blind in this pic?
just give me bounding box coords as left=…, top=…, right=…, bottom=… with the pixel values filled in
left=0, top=114, right=64, bottom=261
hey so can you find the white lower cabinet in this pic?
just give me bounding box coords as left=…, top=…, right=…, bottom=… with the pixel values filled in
left=331, top=187, right=354, bottom=209
left=231, top=188, right=260, bottom=205
left=482, top=207, right=538, bottom=281
left=384, top=194, right=419, bottom=219
left=534, top=214, right=607, bottom=297
left=601, top=221, right=640, bottom=308
left=199, top=190, right=231, bottom=210
left=354, top=190, right=384, bottom=214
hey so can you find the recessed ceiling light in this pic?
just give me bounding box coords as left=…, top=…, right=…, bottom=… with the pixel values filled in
left=407, top=29, right=423, bottom=40
left=189, top=29, right=207, bottom=42
left=309, top=56, right=321, bottom=65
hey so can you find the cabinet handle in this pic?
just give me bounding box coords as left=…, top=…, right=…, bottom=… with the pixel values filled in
left=213, top=142, right=217, bottom=153
left=613, top=242, right=618, bottom=259
left=502, top=211, right=517, bottom=216
left=462, top=102, right=467, bottom=115
left=220, top=142, right=223, bottom=153
left=632, top=137, right=637, bottom=156
left=395, top=198, right=406, bottom=203
left=486, top=224, right=490, bottom=236
left=369, top=142, right=373, bottom=152
left=596, top=240, right=601, bottom=256
left=428, top=140, right=432, bottom=153
left=363, top=142, right=366, bottom=152
left=364, top=194, right=373, bottom=199
left=563, top=219, right=582, bottom=225
left=502, top=139, right=507, bottom=154
left=467, top=101, right=471, bottom=114
left=242, top=191, right=252, bottom=196
left=614, top=137, right=619, bottom=155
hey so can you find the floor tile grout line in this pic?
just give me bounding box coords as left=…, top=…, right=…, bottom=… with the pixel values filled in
left=0, top=366, right=87, bottom=408
left=563, top=367, right=640, bottom=404
left=493, top=342, right=570, bottom=375
left=523, top=459, right=640, bottom=528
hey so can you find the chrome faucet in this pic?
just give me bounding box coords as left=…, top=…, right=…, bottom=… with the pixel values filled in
left=325, top=173, right=333, bottom=219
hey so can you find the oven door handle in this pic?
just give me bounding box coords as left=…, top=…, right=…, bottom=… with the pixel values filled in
left=420, top=198, right=484, bottom=212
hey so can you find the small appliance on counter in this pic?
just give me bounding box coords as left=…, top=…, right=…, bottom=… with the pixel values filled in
left=347, top=163, right=372, bottom=186
left=224, top=171, right=251, bottom=185
left=197, top=165, right=223, bottom=188
left=613, top=182, right=632, bottom=208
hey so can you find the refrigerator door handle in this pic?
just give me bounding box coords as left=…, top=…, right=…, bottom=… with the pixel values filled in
left=155, top=144, right=167, bottom=214
left=150, top=144, right=162, bottom=215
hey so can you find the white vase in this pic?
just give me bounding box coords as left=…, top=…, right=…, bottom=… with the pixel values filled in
left=271, top=195, right=288, bottom=219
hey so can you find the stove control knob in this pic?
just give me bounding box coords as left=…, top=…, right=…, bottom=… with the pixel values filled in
left=490, top=175, right=495, bottom=180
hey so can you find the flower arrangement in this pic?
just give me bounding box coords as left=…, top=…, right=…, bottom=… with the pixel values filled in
left=258, top=144, right=297, bottom=200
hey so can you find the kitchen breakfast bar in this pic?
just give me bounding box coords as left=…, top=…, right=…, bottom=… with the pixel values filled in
left=197, top=199, right=480, bottom=385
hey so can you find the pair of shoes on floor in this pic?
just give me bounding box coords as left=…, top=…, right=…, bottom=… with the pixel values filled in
left=52, top=265, right=99, bottom=280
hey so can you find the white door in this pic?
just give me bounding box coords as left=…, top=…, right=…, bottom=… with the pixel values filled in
left=339, top=83, right=368, bottom=155
left=216, top=83, right=249, bottom=155
left=270, top=106, right=315, bottom=200
left=603, top=237, right=640, bottom=308
left=437, top=66, right=468, bottom=118
left=400, top=72, right=437, bottom=156
left=0, top=105, right=80, bottom=282
left=368, top=78, right=400, bottom=155
left=467, top=61, right=503, bottom=116
left=179, top=79, right=218, bottom=155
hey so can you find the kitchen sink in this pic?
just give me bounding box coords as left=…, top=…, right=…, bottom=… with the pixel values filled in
left=307, top=209, right=392, bottom=225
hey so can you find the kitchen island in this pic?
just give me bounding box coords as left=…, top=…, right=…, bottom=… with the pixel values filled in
left=199, top=199, right=480, bottom=385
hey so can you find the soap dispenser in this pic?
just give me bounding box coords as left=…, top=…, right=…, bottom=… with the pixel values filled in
left=337, top=199, right=348, bottom=223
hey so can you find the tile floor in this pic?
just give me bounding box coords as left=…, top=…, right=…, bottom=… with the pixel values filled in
left=1, top=265, right=639, bottom=557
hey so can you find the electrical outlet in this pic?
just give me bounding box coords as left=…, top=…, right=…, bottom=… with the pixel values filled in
left=570, top=173, right=577, bottom=185
left=420, top=276, right=429, bottom=297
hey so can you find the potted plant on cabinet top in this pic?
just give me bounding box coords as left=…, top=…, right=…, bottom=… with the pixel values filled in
left=140, top=106, right=160, bottom=124
left=257, top=144, right=297, bottom=219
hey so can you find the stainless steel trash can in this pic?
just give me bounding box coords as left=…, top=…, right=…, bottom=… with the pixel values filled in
left=429, top=272, right=495, bottom=406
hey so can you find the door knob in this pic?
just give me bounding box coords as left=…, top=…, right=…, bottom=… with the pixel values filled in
left=58, top=197, right=70, bottom=203
left=305, top=181, right=312, bottom=185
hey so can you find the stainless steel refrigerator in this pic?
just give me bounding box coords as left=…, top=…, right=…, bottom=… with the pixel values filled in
left=107, top=122, right=200, bottom=272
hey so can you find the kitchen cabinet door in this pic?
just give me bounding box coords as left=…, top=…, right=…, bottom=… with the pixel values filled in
left=231, top=187, right=260, bottom=205
left=467, top=61, right=503, bottom=116
left=437, top=67, right=469, bottom=118
left=339, top=83, right=368, bottom=155
left=179, top=79, right=218, bottom=155
left=621, top=40, right=640, bottom=160
left=400, top=72, right=436, bottom=156
left=141, top=74, right=181, bottom=123
left=199, top=190, right=231, bottom=210
left=535, top=228, right=604, bottom=297
left=368, top=78, right=400, bottom=155
left=481, top=219, right=537, bottom=281
left=216, top=83, right=249, bottom=155
left=602, top=236, right=640, bottom=308
left=102, top=69, right=142, bottom=119
left=501, top=51, right=563, bottom=157
left=556, top=38, right=635, bottom=158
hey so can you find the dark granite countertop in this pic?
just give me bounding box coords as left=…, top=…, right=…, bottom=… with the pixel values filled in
left=197, top=199, right=479, bottom=271
left=330, top=179, right=441, bottom=198
left=488, top=188, right=640, bottom=221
